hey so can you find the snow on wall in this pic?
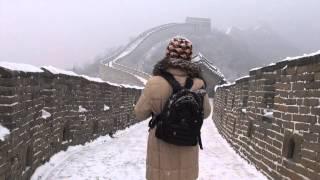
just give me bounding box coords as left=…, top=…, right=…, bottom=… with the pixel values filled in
left=0, top=124, right=10, bottom=141
left=281, top=49, right=320, bottom=62
left=42, top=66, right=78, bottom=77
left=41, top=109, right=51, bottom=119
left=0, top=61, right=43, bottom=73
left=0, top=62, right=143, bottom=90
left=250, top=49, right=320, bottom=72
left=43, top=66, right=144, bottom=89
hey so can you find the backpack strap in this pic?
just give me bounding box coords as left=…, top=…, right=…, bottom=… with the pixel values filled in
left=198, top=133, right=203, bottom=150
left=185, top=77, right=193, bottom=89
left=159, top=70, right=182, bottom=93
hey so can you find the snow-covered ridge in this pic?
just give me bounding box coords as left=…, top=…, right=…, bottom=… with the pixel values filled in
left=42, top=66, right=78, bottom=77
left=0, top=62, right=143, bottom=89
left=103, top=23, right=180, bottom=85
left=42, top=66, right=144, bottom=89
left=192, top=53, right=225, bottom=79
left=235, top=75, right=250, bottom=82
left=217, top=50, right=320, bottom=92
left=107, top=23, right=179, bottom=65
left=280, top=50, right=320, bottom=62
left=214, top=82, right=236, bottom=92
left=250, top=50, right=320, bottom=72
left=0, top=61, right=43, bottom=73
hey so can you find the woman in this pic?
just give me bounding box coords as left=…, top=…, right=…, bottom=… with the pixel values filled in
left=134, top=37, right=211, bottom=180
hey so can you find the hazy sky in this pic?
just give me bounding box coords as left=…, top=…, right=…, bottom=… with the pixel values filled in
left=1, top=0, right=319, bottom=69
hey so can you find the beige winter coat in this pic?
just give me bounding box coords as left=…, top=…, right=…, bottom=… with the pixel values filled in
left=134, top=68, right=211, bottom=180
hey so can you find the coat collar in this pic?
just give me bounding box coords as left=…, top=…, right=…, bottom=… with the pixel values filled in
left=167, top=68, right=187, bottom=77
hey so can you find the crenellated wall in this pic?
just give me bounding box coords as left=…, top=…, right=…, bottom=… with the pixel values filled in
left=213, top=53, right=320, bottom=179
left=0, top=66, right=141, bottom=180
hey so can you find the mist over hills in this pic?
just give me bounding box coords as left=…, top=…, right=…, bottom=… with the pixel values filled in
left=76, top=24, right=302, bottom=81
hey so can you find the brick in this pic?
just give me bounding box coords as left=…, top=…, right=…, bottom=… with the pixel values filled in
left=311, top=107, right=320, bottom=115
left=303, top=142, right=320, bottom=152
left=297, top=65, right=311, bottom=74
left=301, top=158, right=320, bottom=172
left=283, top=159, right=317, bottom=179
left=304, top=98, right=319, bottom=107
left=306, top=82, right=320, bottom=89
left=292, top=114, right=317, bottom=124
left=295, top=123, right=309, bottom=131
left=275, top=83, right=290, bottom=90
left=286, top=67, right=297, bottom=75
left=292, top=83, right=305, bottom=91
left=303, top=133, right=318, bottom=143
left=282, top=113, right=292, bottom=121
left=287, top=106, right=299, bottom=113
left=299, top=106, right=310, bottom=114
left=286, top=98, right=297, bottom=105
left=301, top=149, right=317, bottom=161
left=277, top=165, right=306, bottom=180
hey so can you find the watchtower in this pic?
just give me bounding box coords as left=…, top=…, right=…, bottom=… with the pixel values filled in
left=185, top=17, right=211, bottom=33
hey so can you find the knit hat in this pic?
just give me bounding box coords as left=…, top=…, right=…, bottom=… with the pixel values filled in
left=166, top=36, right=193, bottom=61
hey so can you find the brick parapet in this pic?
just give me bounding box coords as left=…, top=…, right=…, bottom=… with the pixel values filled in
left=0, top=66, right=141, bottom=180
left=213, top=53, right=320, bottom=179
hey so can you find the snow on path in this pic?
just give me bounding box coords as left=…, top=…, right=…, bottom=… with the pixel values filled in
left=32, top=105, right=267, bottom=180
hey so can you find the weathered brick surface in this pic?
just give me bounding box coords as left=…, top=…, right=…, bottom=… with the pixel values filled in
left=213, top=54, right=320, bottom=179
left=0, top=67, right=141, bottom=180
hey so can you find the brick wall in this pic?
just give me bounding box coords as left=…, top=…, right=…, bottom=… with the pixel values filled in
left=0, top=67, right=142, bottom=180
left=213, top=53, right=320, bottom=179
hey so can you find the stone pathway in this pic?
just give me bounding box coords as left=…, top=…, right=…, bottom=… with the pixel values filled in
left=31, top=105, right=267, bottom=180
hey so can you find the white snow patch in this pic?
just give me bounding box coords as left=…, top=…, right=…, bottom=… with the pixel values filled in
left=263, top=109, right=273, bottom=118
left=242, top=109, right=247, bottom=113
left=264, top=112, right=273, bottom=118
left=0, top=102, right=18, bottom=107
left=41, top=109, right=51, bottom=119
left=247, top=50, right=320, bottom=74
left=214, top=82, right=236, bottom=92
left=235, top=75, right=250, bottom=82
left=80, top=75, right=104, bottom=83
left=134, top=75, right=147, bottom=85
left=111, top=25, right=174, bottom=63
left=226, top=27, right=233, bottom=35
left=280, top=50, right=320, bottom=62
left=119, top=84, right=144, bottom=90
left=282, top=65, right=288, bottom=70
left=103, top=105, right=110, bottom=111
left=250, top=66, right=262, bottom=71
left=42, top=66, right=143, bottom=89
left=42, top=66, right=78, bottom=76
left=78, top=106, right=88, bottom=113
left=0, top=124, right=10, bottom=141
left=0, top=61, right=43, bottom=73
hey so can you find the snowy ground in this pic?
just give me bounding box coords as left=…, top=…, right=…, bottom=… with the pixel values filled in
left=31, top=103, right=267, bottom=180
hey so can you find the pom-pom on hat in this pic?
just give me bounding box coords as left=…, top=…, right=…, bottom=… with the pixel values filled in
left=166, top=36, right=193, bottom=61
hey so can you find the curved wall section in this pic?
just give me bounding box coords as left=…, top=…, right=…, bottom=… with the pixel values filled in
left=116, top=23, right=200, bottom=69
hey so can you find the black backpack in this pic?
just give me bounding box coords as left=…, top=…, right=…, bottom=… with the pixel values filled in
left=148, top=70, right=206, bottom=149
